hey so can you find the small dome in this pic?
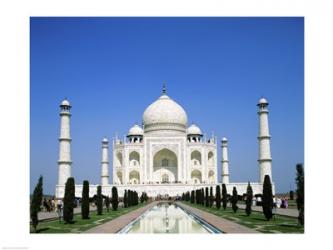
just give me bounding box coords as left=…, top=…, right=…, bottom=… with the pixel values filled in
left=258, top=97, right=268, bottom=105
left=61, top=99, right=71, bottom=106
left=221, top=137, right=228, bottom=142
left=187, top=124, right=202, bottom=135
left=142, top=94, right=188, bottom=132
left=102, top=137, right=108, bottom=142
left=128, top=124, right=144, bottom=136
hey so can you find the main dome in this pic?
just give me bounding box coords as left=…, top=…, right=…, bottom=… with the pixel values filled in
left=142, top=94, right=188, bottom=133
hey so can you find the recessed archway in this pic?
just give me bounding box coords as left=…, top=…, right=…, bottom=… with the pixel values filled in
left=129, top=170, right=140, bottom=184
left=191, top=169, right=202, bottom=184
left=191, top=150, right=202, bottom=166
left=129, top=151, right=140, bottom=167
left=116, top=152, right=123, bottom=167
left=208, top=151, right=214, bottom=167
left=208, top=170, right=215, bottom=183
left=116, top=171, right=123, bottom=184
left=153, top=148, right=178, bottom=183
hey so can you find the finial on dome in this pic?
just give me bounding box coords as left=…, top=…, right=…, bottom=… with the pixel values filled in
left=162, top=81, right=167, bottom=94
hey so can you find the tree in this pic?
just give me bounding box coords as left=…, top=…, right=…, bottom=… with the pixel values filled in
left=222, top=184, right=227, bottom=210
left=215, top=185, right=221, bottom=209
left=63, top=177, right=75, bottom=224
left=96, top=185, right=103, bottom=215
left=289, top=190, right=294, bottom=200
left=231, top=186, right=238, bottom=213
left=128, top=190, right=133, bottom=207
left=296, top=163, right=304, bottom=225
left=201, top=188, right=205, bottom=205
left=30, top=176, right=43, bottom=232
left=205, top=187, right=209, bottom=207
left=245, top=182, right=253, bottom=216
left=190, top=190, right=194, bottom=203
left=105, top=196, right=110, bottom=212
left=209, top=186, right=214, bottom=207
left=124, top=189, right=128, bottom=208
left=134, top=191, right=139, bottom=205
left=140, top=192, right=145, bottom=203
left=262, top=175, right=273, bottom=220
left=111, top=186, right=119, bottom=211
left=81, top=180, right=90, bottom=219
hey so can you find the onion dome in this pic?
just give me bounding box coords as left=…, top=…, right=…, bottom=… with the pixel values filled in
left=60, top=99, right=71, bottom=106
left=258, top=97, right=268, bottom=105
left=102, top=137, right=108, bottom=143
left=128, top=124, right=144, bottom=136
left=142, top=93, right=188, bottom=133
left=187, top=124, right=202, bottom=135
left=221, top=137, right=228, bottom=142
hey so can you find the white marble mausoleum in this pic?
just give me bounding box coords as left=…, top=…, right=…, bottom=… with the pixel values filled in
left=55, top=86, right=274, bottom=198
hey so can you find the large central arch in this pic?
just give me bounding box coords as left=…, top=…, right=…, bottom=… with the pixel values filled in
left=153, top=148, right=178, bottom=183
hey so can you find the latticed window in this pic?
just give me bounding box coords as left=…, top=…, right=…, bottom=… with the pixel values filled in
left=162, top=158, right=169, bottom=167
left=162, top=174, right=169, bottom=183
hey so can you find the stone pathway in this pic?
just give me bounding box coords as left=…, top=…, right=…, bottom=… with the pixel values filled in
left=37, top=206, right=97, bottom=221
left=237, top=204, right=298, bottom=218
left=85, top=202, right=158, bottom=233
left=176, top=202, right=259, bottom=234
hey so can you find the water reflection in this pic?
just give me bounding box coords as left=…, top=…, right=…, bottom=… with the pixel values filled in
left=127, top=203, right=210, bottom=233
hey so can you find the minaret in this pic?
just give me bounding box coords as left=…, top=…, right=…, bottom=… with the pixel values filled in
left=101, top=137, right=109, bottom=186
left=57, top=99, right=72, bottom=186
left=257, top=97, right=272, bottom=183
left=221, top=137, right=230, bottom=184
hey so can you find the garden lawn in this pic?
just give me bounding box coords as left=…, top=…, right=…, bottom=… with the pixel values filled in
left=31, top=203, right=147, bottom=233
left=183, top=202, right=304, bottom=233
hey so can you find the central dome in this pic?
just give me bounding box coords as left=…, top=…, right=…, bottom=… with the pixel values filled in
left=142, top=94, right=188, bottom=133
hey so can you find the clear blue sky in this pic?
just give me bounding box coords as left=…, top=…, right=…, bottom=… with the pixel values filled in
left=30, top=17, right=304, bottom=195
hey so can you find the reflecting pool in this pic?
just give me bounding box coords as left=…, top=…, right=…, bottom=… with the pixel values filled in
left=119, top=203, right=221, bottom=234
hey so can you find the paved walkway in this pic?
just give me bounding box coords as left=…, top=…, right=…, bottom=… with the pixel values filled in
left=238, top=204, right=298, bottom=218
left=37, top=206, right=96, bottom=221
left=85, top=202, right=158, bottom=233
left=176, top=202, right=259, bottom=234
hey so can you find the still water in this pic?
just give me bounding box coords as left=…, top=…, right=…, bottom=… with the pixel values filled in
left=121, top=203, right=219, bottom=234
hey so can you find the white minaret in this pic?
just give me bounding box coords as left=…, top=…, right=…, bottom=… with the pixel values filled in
left=221, top=137, right=230, bottom=184
left=101, top=137, right=109, bottom=186
left=257, top=97, right=272, bottom=183
left=57, top=99, right=72, bottom=186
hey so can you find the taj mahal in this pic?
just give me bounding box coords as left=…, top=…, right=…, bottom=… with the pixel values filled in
left=55, top=85, right=274, bottom=198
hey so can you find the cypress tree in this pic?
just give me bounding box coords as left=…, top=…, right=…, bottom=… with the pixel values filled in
left=215, top=185, right=221, bottom=209
left=201, top=188, right=205, bottom=205
left=209, top=186, right=213, bottom=207
left=289, top=190, right=294, bottom=200
left=296, top=163, right=304, bottom=225
left=124, top=189, right=128, bottom=208
left=195, top=190, right=199, bottom=204
left=111, top=186, right=119, bottom=211
left=140, top=192, right=144, bottom=203
left=63, top=177, right=75, bottom=224
left=96, top=185, right=103, bottom=215
left=81, top=180, right=90, bottom=219
left=262, top=175, right=273, bottom=220
left=30, top=175, right=43, bottom=232
left=190, top=190, right=195, bottom=203
left=129, top=190, right=132, bottom=206
left=105, top=196, right=110, bottom=212
left=134, top=191, right=138, bottom=205
left=231, top=186, right=238, bottom=213
left=245, top=182, right=253, bottom=216
left=222, top=184, right=227, bottom=210
left=205, top=187, right=209, bottom=207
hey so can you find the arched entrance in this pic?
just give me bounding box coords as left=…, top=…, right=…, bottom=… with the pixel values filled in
left=153, top=148, right=178, bottom=183
left=129, top=170, right=140, bottom=184
left=191, top=169, right=202, bottom=184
